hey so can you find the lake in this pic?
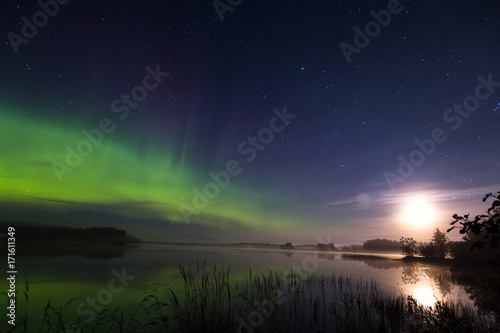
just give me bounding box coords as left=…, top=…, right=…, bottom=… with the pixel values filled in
left=0, top=242, right=495, bottom=332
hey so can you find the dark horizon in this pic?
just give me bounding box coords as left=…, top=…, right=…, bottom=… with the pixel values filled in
left=0, top=219, right=475, bottom=248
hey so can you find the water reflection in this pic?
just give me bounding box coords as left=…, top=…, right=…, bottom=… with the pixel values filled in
left=340, top=256, right=459, bottom=309
left=315, top=252, right=336, bottom=261
left=401, top=262, right=454, bottom=300
left=411, top=284, right=438, bottom=307
left=18, top=241, right=137, bottom=259
left=401, top=262, right=446, bottom=308
left=340, top=254, right=403, bottom=269
left=6, top=243, right=499, bottom=323
left=451, top=268, right=500, bottom=320
left=401, top=262, right=422, bottom=284
left=400, top=262, right=499, bottom=320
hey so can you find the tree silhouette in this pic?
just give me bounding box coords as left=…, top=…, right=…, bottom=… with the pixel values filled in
left=315, top=242, right=336, bottom=251
left=418, top=228, right=448, bottom=259
left=399, top=237, right=417, bottom=257
left=431, top=228, right=448, bottom=258
left=447, top=191, right=500, bottom=319
left=448, top=191, right=500, bottom=251
left=363, top=238, right=400, bottom=251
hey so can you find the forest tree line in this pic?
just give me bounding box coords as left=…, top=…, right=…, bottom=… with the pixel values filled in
left=0, top=222, right=140, bottom=244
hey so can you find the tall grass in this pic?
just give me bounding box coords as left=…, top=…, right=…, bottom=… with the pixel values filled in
left=1, top=264, right=498, bottom=332
left=167, top=262, right=233, bottom=332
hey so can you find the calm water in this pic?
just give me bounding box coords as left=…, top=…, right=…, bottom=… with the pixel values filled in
left=0, top=243, right=483, bottom=330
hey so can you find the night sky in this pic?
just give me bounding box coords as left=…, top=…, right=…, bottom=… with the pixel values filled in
left=1, top=1, right=499, bottom=244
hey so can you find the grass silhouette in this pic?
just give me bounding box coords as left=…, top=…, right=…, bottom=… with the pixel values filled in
left=1, top=263, right=498, bottom=332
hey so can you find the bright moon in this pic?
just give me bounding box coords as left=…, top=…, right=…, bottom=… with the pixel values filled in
left=401, top=197, right=436, bottom=228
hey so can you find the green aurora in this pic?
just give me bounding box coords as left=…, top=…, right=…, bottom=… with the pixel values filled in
left=0, top=105, right=315, bottom=240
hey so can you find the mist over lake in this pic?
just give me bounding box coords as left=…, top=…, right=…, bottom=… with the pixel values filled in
left=1, top=242, right=496, bottom=332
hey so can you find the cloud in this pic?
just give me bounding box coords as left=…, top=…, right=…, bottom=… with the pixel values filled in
left=325, top=197, right=359, bottom=206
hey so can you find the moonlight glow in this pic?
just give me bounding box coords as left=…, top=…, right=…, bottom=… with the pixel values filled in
left=0, top=1, right=498, bottom=243
left=400, top=196, right=437, bottom=229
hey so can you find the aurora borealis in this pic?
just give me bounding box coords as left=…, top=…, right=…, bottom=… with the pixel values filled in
left=1, top=1, right=499, bottom=243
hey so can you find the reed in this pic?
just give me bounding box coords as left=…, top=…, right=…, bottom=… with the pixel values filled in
left=1, top=264, right=497, bottom=332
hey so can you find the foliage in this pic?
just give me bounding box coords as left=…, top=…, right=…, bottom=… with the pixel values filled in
left=315, top=242, right=336, bottom=251
left=362, top=238, right=400, bottom=252
left=280, top=242, right=294, bottom=249
left=415, top=229, right=448, bottom=259
left=0, top=221, right=140, bottom=243
left=431, top=228, right=448, bottom=259
left=340, top=244, right=363, bottom=252
left=448, top=191, right=500, bottom=251
left=399, top=237, right=418, bottom=257
left=418, top=243, right=437, bottom=258
left=449, top=235, right=498, bottom=265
